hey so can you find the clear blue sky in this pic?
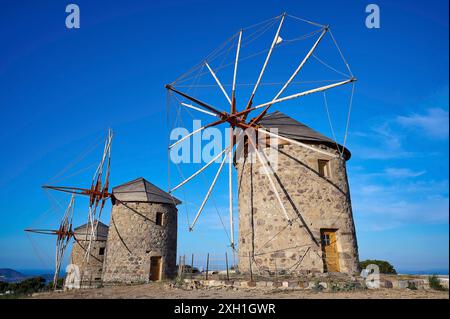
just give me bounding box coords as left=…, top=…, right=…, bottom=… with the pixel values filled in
left=0, top=0, right=448, bottom=274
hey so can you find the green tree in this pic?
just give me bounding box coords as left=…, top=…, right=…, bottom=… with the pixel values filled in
left=9, top=277, right=46, bottom=296
left=359, top=260, right=397, bottom=274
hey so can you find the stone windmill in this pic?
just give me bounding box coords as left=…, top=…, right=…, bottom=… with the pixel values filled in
left=25, top=129, right=113, bottom=288
left=102, top=177, right=181, bottom=283
left=165, top=13, right=359, bottom=274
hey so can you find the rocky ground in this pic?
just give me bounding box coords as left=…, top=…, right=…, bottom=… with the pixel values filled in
left=31, top=281, right=449, bottom=299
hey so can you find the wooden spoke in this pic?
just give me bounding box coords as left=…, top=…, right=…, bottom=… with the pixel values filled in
left=205, top=62, right=232, bottom=105
left=250, top=27, right=329, bottom=124
left=170, top=147, right=230, bottom=192
left=246, top=137, right=292, bottom=223
left=165, top=84, right=227, bottom=117
left=250, top=78, right=356, bottom=119
left=242, top=13, right=286, bottom=120
left=189, top=151, right=228, bottom=231
left=181, top=103, right=219, bottom=118
left=231, top=30, right=243, bottom=114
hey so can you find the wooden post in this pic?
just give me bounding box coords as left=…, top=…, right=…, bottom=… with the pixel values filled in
left=206, top=253, right=210, bottom=280
left=225, top=252, right=229, bottom=281
left=177, top=256, right=182, bottom=279
left=191, top=253, right=194, bottom=279
left=248, top=252, right=253, bottom=282
left=182, top=255, right=186, bottom=280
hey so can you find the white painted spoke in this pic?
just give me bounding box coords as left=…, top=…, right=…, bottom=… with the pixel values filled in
left=253, top=78, right=355, bottom=110
left=169, top=126, right=207, bottom=150
left=247, top=13, right=286, bottom=104
left=247, top=137, right=291, bottom=222
left=190, top=152, right=228, bottom=231
left=205, top=62, right=232, bottom=105
left=171, top=147, right=229, bottom=192
left=181, top=103, right=218, bottom=118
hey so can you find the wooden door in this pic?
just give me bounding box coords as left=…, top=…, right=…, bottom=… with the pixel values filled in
left=321, top=230, right=340, bottom=272
left=150, top=256, right=162, bottom=281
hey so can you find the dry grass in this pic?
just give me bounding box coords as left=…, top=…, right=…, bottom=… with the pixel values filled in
left=29, top=281, right=449, bottom=299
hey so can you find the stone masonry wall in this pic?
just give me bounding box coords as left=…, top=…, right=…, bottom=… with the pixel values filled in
left=102, top=202, right=178, bottom=283
left=236, top=141, right=359, bottom=275
left=70, top=239, right=106, bottom=287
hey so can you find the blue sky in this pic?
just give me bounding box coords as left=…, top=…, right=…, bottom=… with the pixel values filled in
left=0, top=0, right=448, bottom=274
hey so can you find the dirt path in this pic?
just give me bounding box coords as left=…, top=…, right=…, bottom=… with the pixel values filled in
left=31, top=282, right=449, bottom=299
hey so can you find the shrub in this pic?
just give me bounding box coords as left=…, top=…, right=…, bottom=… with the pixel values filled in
left=359, top=260, right=397, bottom=274
left=47, top=278, right=65, bottom=290
left=407, top=281, right=417, bottom=290
left=428, top=275, right=447, bottom=291
left=0, top=281, right=9, bottom=293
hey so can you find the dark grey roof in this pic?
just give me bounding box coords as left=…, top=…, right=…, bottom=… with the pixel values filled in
left=74, top=220, right=109, bottom=241
left=112, top=177, right=181, bottom=205
left=260, top=111, right=351, bottom=159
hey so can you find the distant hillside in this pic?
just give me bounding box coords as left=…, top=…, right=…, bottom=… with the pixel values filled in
left=0, top=268, right=54, bottom=283
left=0, top=268, right=28, bottom=283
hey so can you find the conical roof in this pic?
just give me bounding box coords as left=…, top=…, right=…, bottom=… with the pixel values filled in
left=260, top=111, right=351, bottom=159
left=74, top=220, right=109, bottom=241
left=112, top=177, right=181, bottom=205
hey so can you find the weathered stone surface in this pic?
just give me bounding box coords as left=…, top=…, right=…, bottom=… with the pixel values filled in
left=236, top=142, right=359, bottom=275
left=70, top=239, right=106, bottom=287
left=395, top=280, right=409, bottom=289
left=102, top=201, right=178, bottom=283
left=382, top=280, right=393, bottom=289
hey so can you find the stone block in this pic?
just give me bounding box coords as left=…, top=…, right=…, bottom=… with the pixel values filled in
left=273, top=281, right=282, bottom=288
left=382, top=280, right=393, bottom=288
left=256, top=281, right=267, bottom=288
left=395, top=280, right=409, bottom=289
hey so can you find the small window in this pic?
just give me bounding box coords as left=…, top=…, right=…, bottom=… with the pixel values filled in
left=322, top=234, right=331, bottom=246
left=318, top=159, right=331, bottom=178
left=156, top=212, right=164, bottom=226
left=99, top=247, right=105, bottom=256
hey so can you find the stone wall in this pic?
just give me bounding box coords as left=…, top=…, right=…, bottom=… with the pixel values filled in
left=102, top=202, right=178, bottom=283
left=70, top=239, right=106, bottom=287
left=236, top=141, right=359, bottom=275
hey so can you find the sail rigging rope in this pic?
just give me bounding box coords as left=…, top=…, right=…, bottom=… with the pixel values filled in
left=329, top=29, right=354, bottom=77
left=343, top=81, right=355, bottom=150
left=323, top=91, right=344, bottom=156
left=312, top=53, right=351, bottom=78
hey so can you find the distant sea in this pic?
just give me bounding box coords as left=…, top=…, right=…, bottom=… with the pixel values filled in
left=11, top=268, right=450, bottom=277
left=397, top=269, right=449, bottom=276
left=15, top=269, right=55, bottom=282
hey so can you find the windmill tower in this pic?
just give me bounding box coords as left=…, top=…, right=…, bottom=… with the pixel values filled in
left=70, top=220, right=109, bottom=287
left=102, top=178, right=181, bottom=283
left=165, top=13, right=359, bottom=275
left=236, top=111, right=359, bottom=274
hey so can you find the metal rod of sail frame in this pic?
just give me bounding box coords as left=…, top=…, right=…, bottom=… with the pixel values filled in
left=189, top=151, right=228, bottom=231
